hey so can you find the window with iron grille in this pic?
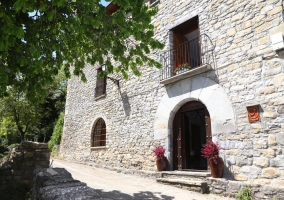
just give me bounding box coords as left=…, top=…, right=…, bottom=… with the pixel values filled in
left=91, top=118, right=106, bottom=147
left=95, top=67, right=106, bottom=98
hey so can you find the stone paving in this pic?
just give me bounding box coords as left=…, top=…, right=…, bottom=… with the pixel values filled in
left=53, top=159, right=234, bottom=200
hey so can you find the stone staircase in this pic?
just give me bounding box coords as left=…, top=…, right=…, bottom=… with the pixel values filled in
left=156, top=171, right=211, bottom=194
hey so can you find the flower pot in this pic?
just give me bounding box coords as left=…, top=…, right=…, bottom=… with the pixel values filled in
left=209, top=157, right=224, bottom=178
left=156, top=156, right=167, bottom=171
left=175, top=68, right=187, bottom=75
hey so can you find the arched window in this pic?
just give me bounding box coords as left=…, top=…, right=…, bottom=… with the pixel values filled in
left=91, top=118, right=106, bottom=147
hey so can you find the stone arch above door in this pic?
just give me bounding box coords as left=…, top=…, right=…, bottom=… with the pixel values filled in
left=154, top=75, right=236, bottom=143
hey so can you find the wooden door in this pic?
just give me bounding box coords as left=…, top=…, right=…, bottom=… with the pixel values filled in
left=205, top=109, right=212, bottom=144
left=173, top=111, right=182, bottom=170
left=172, top=101, right=211, bottom=171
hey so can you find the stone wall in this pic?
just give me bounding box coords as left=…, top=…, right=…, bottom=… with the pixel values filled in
left=0, top=141, right=50, bottom=189
left=32, top=168, right=100, bottom=200
left=207, top=177, right=284, bottom=200
left=60, top=0, right=284, bottom=187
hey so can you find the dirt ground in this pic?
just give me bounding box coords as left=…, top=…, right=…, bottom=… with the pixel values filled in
left=52, top=159, right=234, bottom=200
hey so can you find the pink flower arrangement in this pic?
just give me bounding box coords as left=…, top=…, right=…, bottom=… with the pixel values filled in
left=153, top=145, right=166, bottom=161
left=201, top=141, right=221, bottom=164
left=174, top=63, right=191, bottom=74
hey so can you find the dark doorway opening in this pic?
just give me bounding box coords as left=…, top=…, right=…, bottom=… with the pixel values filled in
left=173, top=101, right=211, bottom=171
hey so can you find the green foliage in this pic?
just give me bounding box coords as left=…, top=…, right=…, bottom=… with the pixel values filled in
left=0, top=116, right=19, bottom=145
left=0, top=0, right=164, bottom=100
left=0, top=71, right=66, bottom=143
left=0, top=152, right=8, bottom=160
left=0, top=88, right=39, bottom=141
left=237, top=187, right=252, bottom=200
left=48, top=112, right=64, bottom=151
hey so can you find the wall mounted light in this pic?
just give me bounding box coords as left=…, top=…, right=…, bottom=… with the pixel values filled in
left=101, top=64, right=120, bottom=87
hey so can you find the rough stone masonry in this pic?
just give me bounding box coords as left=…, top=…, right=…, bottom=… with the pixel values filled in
left=60, top=0, right=284, bottom=190
left=0, top=142, right=50, bottom=189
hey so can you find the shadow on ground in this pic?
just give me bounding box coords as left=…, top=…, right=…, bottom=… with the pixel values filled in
left=94, top=189, right=174, bottom=200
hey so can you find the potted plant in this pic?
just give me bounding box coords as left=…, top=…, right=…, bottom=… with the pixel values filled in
left=153, top=145, right=167, bottom=171
left=201, top=141, right=224, bottom=178
left=174, top=63, right=191, bottom=75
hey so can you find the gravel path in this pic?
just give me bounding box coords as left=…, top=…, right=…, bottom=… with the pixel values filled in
left=52, top=159, right=234, bottom=200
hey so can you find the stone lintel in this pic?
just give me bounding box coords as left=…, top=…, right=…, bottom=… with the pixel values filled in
left=165, top=7, right=203, bottom=30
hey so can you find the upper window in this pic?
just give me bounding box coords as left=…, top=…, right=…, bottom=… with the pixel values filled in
left=172, top=16, right=200, bottom=71
left=160, top=16, right=214, bottom=84
left=95, top=67, right=106, bottom=99
left=91, top=118, right=106, bottom=147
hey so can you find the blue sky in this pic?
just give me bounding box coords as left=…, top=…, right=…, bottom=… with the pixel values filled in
left=100, top=0, right=111, bottom=7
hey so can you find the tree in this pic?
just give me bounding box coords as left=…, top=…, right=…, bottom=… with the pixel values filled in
left=31, top=70, right=67, bottom=142
left=0, top=0, right=164, bottom=99
left=0, top=71, right=67, bottom=142
left=0, top=116, right=19, bottom=145
left=0, top=88, right=40, bottom=141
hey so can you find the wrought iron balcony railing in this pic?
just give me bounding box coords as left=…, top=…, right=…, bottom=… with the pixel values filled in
left=160, top=34, right=214, bottom=81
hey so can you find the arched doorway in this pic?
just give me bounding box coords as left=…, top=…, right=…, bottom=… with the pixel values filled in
left=173, top=101, right=211, bottom=171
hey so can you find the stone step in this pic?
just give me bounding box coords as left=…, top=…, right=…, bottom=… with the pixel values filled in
left=161, top=171, right=211, bottom=180
left=156, top=178, right=208, bottom=194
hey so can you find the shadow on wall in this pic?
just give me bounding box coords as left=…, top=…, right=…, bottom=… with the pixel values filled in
left=220, top=150, right=236, bottom=181
left=120, top=91, right=131, bottom=116
left=223, top=166, right=236, bottom=181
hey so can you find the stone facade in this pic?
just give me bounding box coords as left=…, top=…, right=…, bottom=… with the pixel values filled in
left=60, top=0, right=284, bottom=189
left=207, top=177, right=284, bottom=199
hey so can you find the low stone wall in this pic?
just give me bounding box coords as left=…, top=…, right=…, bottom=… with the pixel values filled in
left=0, top=141, right=50, bottom=189
left=207, top=178, right=284, bottom=200
left=32, top=168, right=100, bottom=200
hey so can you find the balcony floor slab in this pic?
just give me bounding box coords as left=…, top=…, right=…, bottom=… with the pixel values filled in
left=160, top=64, right=212, bottom=85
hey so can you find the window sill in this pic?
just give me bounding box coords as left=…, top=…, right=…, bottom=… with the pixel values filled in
left=160, top=64, right=212, bottom=85
left=90, top=146, right=108, bottom=150
left=95, top=94, right=106, bottom=101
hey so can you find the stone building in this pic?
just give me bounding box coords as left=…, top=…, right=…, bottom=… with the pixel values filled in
left=60, top=0, right=284, bottom=188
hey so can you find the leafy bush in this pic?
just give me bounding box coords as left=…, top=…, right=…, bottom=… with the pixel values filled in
left=201, top=141, right=221, bottom=164
left=237, top=187, right=252, bottom=200
left=48, top=112, right=64, bottom=151
left=153, top=145, right=166, bottom=160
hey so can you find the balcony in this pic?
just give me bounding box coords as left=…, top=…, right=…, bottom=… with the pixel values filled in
left=160, top=34, right=214, bottom=84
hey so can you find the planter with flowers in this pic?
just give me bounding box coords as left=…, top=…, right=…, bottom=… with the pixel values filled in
left=153, top=145, right=168, bottom=171
left=201, top=141, right=224, bottom=178
left=174, top=63, right=191, bottom=75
